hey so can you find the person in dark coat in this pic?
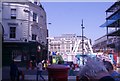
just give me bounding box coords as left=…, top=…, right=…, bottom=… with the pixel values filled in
left=10, top=60, right=19, bottom=81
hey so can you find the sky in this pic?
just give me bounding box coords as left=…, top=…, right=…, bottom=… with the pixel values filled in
left=41, top=2, right=114, bottom=44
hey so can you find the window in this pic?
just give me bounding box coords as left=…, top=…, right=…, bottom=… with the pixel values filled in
left=40, top=15, right=43, bottom=18
left=51, top=47, right=53, bottom=49
left=58, top=47, right=60, bottom=49
left=62, top=47, right=64, bottom=49
left=10, top=27, right=16, bottom=38
left=33, top=12, right=37, bottom=22
left=11, top=9, right=16, bottom=19
left=32, top=34, right=37, bottom=40
left=66, top=47, right=70, bottom=49
left=34, top=2, right=37, bottom=4
left=66, top=50, right=70, bottom=52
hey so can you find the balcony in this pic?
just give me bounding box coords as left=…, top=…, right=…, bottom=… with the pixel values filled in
left=106, top=2, right=120, bottom=19
left=107, top=29, right=120, bottom=36
left=106, top=9, right=120, bottom=20
left=100, top=19, right=120, bottom=30
left=107, top=37, right=120, bottom=48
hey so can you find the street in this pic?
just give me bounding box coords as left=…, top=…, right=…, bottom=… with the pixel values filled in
left=2, top=66, right=79, bottom=81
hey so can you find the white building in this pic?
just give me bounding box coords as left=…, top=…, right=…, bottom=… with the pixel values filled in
left=2, top=2, right=47, bottom=44
left=2, top=1, right=48, bottom=65
left=48, top=34, right=93, bottom=64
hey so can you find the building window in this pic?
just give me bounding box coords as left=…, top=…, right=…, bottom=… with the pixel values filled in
left=10, top=27, right=16, bottom=38
left=58, top=47, right=60, bottom=49
left=51, top=47, right=53, bottom=49
left=33, top=12, right=37, bottom=22
left=11, top=9, right=16, bottom=19
left=34, top=2, right=37, bottom=4
left=62, top=47, right=64, bottom=49
left=54, top=46, right=56, bottom=49
left=40, top=15, right=43, bottom=18
left=66, top=47, right=70, bottom=49
left=32, top=34, right=37, bottom=40
left=66, top=50, right=70, bottom=52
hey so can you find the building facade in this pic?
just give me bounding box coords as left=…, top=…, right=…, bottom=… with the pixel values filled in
left=48, top=34, right=93, bottom=64
left=105, top=1, right=120, bottom=54
left=2, top=1, right=48, bottom=66
left=93, top=1, right=120, bottom=64
left=93, top=36, right=119, bottom=53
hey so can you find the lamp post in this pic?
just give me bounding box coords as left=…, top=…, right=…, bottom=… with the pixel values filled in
left=37, top=45, right=41, bottom=52
left=37, top=45, right=41, bottom=62
left=0, top=22, right=4, bottom=81
left=81, top=19, right=85, bottom=65
left=47, top=23, right=52, bottom=62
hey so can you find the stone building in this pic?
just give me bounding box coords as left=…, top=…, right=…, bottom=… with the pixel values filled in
left=48, top=34, right=93, bottom=64
left=2, top=1, right=48, bottom=65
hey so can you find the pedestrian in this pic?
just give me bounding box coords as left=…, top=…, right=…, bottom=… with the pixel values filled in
left=113, top=60, right=117, bottom=69
left=69, top=63, right=75, bottom=76
left=18, top=70, right=24, bottom=80
left=58, top=61, right=62, bottom=64
left=29, top=60, right=33, bottom=69
left=36, top=61, right=45, bottom=81
left=33, top=60, right=36, bottom=69
left=10, top=60, right=19, bottom=81
left=103, top=61, right=120, bottom=81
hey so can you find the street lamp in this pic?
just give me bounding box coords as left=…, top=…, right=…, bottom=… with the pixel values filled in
left=81, top=19, right=85, bottom=65
left=0, top=22, right=4, bottom=81
left=37, top=45, right=41, bottom=62
left=37, top=45, right=41, bottom=52
left=47, top=23, right=52, bottom=61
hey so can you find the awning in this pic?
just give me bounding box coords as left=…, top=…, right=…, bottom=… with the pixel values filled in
left=100, top=20, right=116, bottom=27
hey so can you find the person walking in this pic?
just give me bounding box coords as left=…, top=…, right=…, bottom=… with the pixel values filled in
left=36, top=61, right=45, bottom=81
left=10, top=60, right=19, bottom=81
left=69, top=63, right=75, bottom=76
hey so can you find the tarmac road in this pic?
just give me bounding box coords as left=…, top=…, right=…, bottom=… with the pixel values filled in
left=2, top=66, right=78, bottom=81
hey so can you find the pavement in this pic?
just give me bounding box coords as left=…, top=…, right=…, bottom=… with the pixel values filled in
left=2, top=66, right=78, bottom=81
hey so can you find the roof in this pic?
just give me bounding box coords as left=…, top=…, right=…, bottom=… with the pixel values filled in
left=106, top=1, right=120, bottom=12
